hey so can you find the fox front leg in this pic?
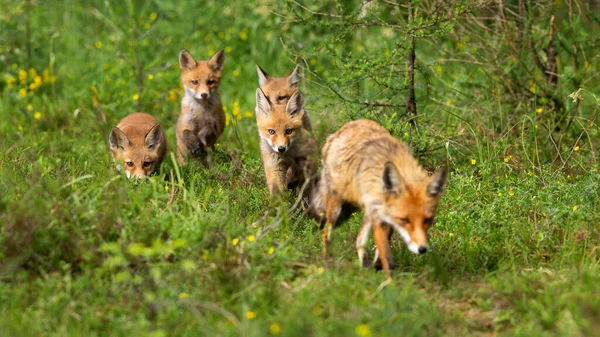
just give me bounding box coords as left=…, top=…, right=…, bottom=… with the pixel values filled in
left=356, top=216, right=373, bottom=268
left=373, top=222, right=395, bottom=277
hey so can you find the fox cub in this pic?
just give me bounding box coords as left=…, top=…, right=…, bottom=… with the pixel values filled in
left=255, top=88, right=318, bottom=196
left=109, top=112, right=167, bottom=179
left=310, top=119, right=448, bottom=276
left=256, top=65, right=313, bottom=132
left=176, top=49, right=226, bottom=164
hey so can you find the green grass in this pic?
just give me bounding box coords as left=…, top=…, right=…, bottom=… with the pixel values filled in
left=1, top=1, right=599, bottom=336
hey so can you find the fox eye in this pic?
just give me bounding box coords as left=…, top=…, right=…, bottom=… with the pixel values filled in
left=424, top=217, right=434, bottom=225
left=126, top=161, right=134, bottom=168
left=191, top=80, right=199, bottom=85
left=285, top=128, right=293, bottom=135
left=143, top=161, right=153, bottom=168
left=268, top=129, right=275, bottom=135
left=207, top=79, right=215, bottom=85
left=399, top=218, right=409, bottom=224
left=278, top=95, right=288, bottom=102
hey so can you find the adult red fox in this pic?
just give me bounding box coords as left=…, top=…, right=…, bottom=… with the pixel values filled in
left=310, top=119, right=448, bottom=276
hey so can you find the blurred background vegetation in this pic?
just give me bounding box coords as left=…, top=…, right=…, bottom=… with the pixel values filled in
left=1, top=0, right=599, bottom=336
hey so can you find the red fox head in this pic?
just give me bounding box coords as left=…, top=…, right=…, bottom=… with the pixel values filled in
left=255, top=88, right=304, bottom=154
left=179, top=49, right=224, bottom=101
left=109, top=124, right=164, bottom=179
left=379, top=163, right=448, bottom=255
left=256, top=65, right=300, bottom=105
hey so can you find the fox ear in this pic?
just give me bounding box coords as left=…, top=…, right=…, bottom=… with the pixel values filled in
left=179, top=49, right=197, bottom=71
left=428, top=167, right=448, bottom=197
left=208, top=49, right=225, bottom=73
left=285, top=90, right=303, bottom=116
left=145, top=124, right=163, bottom=152
left=256, top=65, right=270, bottom=87
left=382, top=162, right=402, bottom=193
left=109, top=127, right=130, bottom=152
left=288, top=65, right=300, bottom=87
left=255, top=88, right=272, bottom=116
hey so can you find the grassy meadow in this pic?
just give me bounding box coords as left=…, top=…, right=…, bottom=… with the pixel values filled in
left=1, top=1, right=599, bottom=336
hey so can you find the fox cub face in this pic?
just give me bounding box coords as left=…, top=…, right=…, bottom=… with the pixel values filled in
left=179, top=49, right=225, bottom=101
left=255, top=88, right=304, bottom=154
left=380, top=162, right=448, bottom=254
left=109, top=123, right=165, bottom=179
left=256, top=65, right=300, bottom=106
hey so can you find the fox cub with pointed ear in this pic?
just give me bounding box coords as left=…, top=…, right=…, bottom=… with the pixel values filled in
left=176, top=49, right=225, bottom=164
left=310, top=119, right=448, bottom=277
left=255, top=88, right=318, bottom=196
left=109, top=113, right=167, bottom=179
left=256, top=65, right=313, bottom=132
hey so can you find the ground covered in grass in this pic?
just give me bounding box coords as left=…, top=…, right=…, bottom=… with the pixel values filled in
left=1, top=1, right=599, bottom=336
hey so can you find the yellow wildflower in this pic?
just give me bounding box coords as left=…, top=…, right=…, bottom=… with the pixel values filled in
left=26, top=104, right=33, bottom=111
left=445, top=99, right=452, bottom=105
left=471, top=159, right=476, bottom=165
left=133, top=94, right=139, bottom=101
left=269, top=322, right=281, bottom=335
left=312, top=306, right=323, bottom=316
left=572, top=205, right=578, bottom=211
left=239, top=29, right=248, bottom=41
left=535, top=107, right=543, bottom=113
left=232, top=69, right=240, bottom=77
left=225, top=46, right=232, bottom=53
left=268, top=247, right=274, bottom=255
left=244, top=111, right=253, bottom=118
left=19, top=88, right=27, bottom=97
left=18, top=125, right=23, bottom=131
left=247, top=235, right=255, bottom=242
left=355, top=324, right=371, bottom=337
left=150, top=12, right=158, bottom=20
left=449, top=233, right=455, bottom=237
left=34, top=112, right=42, bottom=120
left=574, top=146, right=580, bottom=152
left=232, top=238, right=239, bottom=246
left=147, top=74, right=154, bottom=80
left=179, top=292, right=189, bottom=299
left=18, top=69, right=27, bottom=84
left=95, top=41, right=103, bottom=49
left=508, top=188, right=514, bottom=196
left=165, top=185, right=169, bottom=192
left=245, top=311, right=256, bottom=320
left=6, top=76, right=16, bottom=85
left=504, top=155, right=512, bottom=163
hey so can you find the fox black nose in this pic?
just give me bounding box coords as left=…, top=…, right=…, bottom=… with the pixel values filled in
left=277, top=146, right=287, bottom=153
left=200, top=93, right=208, bottom=99
left=418, top=246, right=428, bottom=254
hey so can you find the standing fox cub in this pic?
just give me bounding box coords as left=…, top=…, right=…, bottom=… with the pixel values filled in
left=255, top=88, right=318, bottom=196
left=109, top=113, right=167, bottom=179
left=256, top=65, right=313, bottom=132
left=310, top=120, right=448, bottom=276
left=176, top=49, right=225, bottom=164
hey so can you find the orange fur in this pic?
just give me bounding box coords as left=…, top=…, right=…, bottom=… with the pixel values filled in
left=109, top=113, right=167, bottom=179
left=310, top=119, right=448, bottom=276
left=255, top=88, right=318, bottom=196
left=256, top=65, right=313, bottom=132
left=176, top=49, right=226, bottom=164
